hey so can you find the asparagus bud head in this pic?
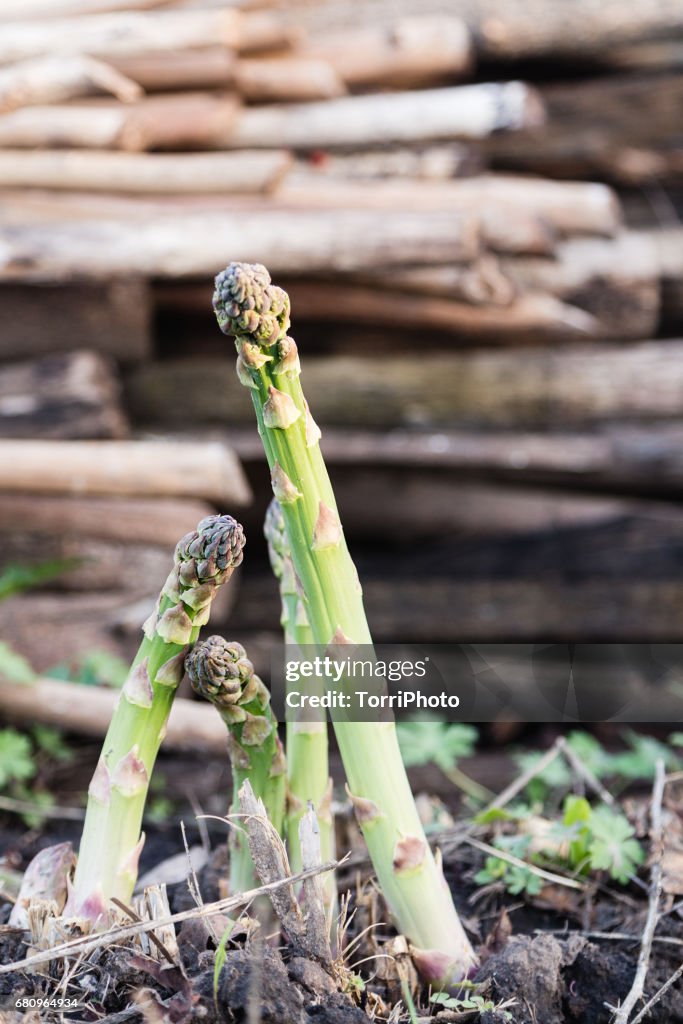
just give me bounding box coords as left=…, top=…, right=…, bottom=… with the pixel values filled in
left=175, top=513, right=245, bottom=589
left=186, top=635, right=284, bottom=894
left=186, top=636, right=262, bottom=710
left=213, top=262, right=290, bottom=344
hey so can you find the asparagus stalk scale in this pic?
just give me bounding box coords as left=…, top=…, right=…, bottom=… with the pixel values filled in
left=213, top=263, right=476, bottom=985
left=66, top=514, right=245, bottom=925
left=186, top=635, right=286, bottom=894
left=264, top=499, right=335, bottom=918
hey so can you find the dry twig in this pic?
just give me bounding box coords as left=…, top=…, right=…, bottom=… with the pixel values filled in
left=608, top=759, right=666, bottom=1024
left=0, top=857, right=343, bottom=976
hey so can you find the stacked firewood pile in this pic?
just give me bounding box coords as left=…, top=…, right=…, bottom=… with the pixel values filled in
left=0, top=0, right=682, bottom=676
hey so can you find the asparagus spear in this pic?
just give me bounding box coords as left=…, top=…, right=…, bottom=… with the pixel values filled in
left=185, top=635, right=286, bottom=894
left=66, top=514, right=245, bottom=925
left=213, top=263, right=476, bottom=985
left=264, top=498, right=335, bottom=917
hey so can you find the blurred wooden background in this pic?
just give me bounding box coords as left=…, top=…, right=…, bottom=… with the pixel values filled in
left=0, top=0, right=682, bottom=679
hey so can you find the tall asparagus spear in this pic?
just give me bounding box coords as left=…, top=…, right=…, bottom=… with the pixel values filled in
left=213, top=264, right=476, bottom=985
left=185, top=635, right=286, bottom=894
left=66, top=514, right=245, bottom=925
left=264, top=499, right=335, bottom=918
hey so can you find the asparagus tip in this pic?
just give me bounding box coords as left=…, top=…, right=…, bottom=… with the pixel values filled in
left=186, top=635, right=252, bottom=709
left=213, top=262, right=290, bottom=344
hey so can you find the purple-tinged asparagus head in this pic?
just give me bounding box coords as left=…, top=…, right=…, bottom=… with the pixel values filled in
left=175, top=514, right=246, bottom=589
left=186, top=635, right=268, bottom=713
left=213, top=262, right=290, bottom=344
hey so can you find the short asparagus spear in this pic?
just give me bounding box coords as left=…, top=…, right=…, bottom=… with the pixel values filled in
left=185, top=635, right=286, bottom=894
left=213, top=263, right=477, bottom=985
left=66, top=514, right=245, bottom=926
left=264, top=499, right=335, bottom=917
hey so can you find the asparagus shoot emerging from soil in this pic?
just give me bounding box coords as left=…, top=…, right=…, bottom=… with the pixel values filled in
left=66, top=514, right=245, bottom=926
left=213, top=263, right=477, bottom=985
left=185, top=635, right=286, bottom=894
left=264, top=499, right=335, bottom=918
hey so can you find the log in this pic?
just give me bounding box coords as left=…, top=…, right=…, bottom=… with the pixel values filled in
left=0, top=439, right=251, bottom=505
left=0, top=535, right=171, bottom=593
left=306, top=15, right=473, bottom=89
left=0, top=56, right=142, bottom=112
left=0, top=149, right=292, bottom=194
left=225, top=82, right=544, bottom=148
left=0, top=0, right=171, bottom=18
left=233, top=55, right=346, bottom=102
left=292, top=144, right=482, bottom=181
left=294, top=0, right=683, bottom=61
left=353, top=231, right=659, bottom=336
left=651, top=227, right=683, bottom=326
left=0, top=591, right=142, bottom=669
left=0, top=207, right=479, bottom=280
left=230, top=423, right=683, bottom=495
left=124, top=341, right=683, bottom=430
left=277, top=280, right=598, bottom=341
left=0, top=494, right=214, bottom=547
left=0, top=92, right=240, bottom=151
left=233, top=573, right=683, bottom=642
left=0, top=9, right=241, bottom=65
left=486, top=73, right=683, bottom=184
left=0, top=677, right=228, bottom=755
left=274, top=176, right=622, bottom=239
left=246, top=469, right=649, bottom=539
left=0, top=351, right=128, bottom=440
left=110, top=46, right=235, bottom=92
left=500, top=232, right=660, bottom=340
left=0, top=279, right=151, bottom=361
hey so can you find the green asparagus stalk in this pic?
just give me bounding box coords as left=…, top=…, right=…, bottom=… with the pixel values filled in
left=66, top=514, right=245, bottom=925
left=264, top=499, right=335, bottom=918
left=213, top=263, right=477, bottom=985
left=185, top=635, right=286, bottom=894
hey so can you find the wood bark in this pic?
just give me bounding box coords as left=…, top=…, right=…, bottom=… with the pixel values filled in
left=486, top=73, right=683, bottom=184
left=651, top=227, right=683, bottom=326
left=0, top=279, right=151, bottom=361
left=0, top=149, right=292, bottom=194
left=0, top=535, right=171, bottom=593
left=125, top=341, right=683, bottom=430
left=225, top=82, right=544, bottom=148
left=233, top=55, right=345, bottom=102
left=229, top=423, right=683, bottom=495
left=0, top=351, right=128, bottom=440
left=294, top=0, right=683, bottom=61
left=0, top=0, right=171, bottom=19
left=274, top=176, right=622, bottom=239
left=0, top=208, right=479, bottom=280
left=0, top=9, right=241, bottom=65
left=0, top=439, right=251, bottom=505
left=306, top=15, right=473, bottom=89
left=0, top=56, right=141, bottom=112
left=0, top=92, right=240, bottom=151
left=110, top=46, right=234, bottom=92
left=0, top=677, right=229, bottom=755
left=291, top=144, right=482, bottom=181
left=233, top=571, right=683, bottom=642
left=0, top=494, right=213, bottom=547
left=278, top=280, right=599, bottom=341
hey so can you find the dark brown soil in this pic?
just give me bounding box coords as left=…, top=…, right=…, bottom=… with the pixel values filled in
left=1, top=746, right=682, bottom=1023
